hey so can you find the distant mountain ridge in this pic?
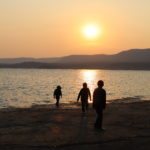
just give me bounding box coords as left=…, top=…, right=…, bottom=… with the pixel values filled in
left=58, top=49, right=150, bottom=63
left=0, top=57, right=59, bottom=64
left=0, top=48, right=150, bottom=64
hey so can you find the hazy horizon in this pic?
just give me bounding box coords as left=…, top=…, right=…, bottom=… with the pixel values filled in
left=1, top=0, right=150, bottom=58
left=0, top=48, right=150, bottom=59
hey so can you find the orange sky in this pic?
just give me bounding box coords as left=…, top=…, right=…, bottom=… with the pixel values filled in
left=0, top=0, right=150, bottom=58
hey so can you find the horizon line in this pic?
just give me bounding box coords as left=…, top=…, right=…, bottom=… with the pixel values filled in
left=0, top=48, right=150, bottom=59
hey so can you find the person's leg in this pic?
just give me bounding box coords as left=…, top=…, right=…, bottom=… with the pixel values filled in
left=95, top=109, right=103, bottom=129
left=85, top=100, right=89, bottom=111
left=81, top=101, right=85, bottom=112
left=99, top=110, right=103, bottom=128
left=56, top=98, right=59, bottom=107
left=94, top=109, right=99, bottom=128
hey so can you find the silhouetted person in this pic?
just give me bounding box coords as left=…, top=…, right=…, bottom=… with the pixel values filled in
left=77, top=82, right=91, bottom=112
left=54, top=86, right=62, bottom=107
left=93, top=80, right=106, bottom=130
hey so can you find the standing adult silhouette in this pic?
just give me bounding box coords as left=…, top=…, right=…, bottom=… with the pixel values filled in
left=77, top=82, right=91, bottom=112
left=93, top=80, right=106, bottom=130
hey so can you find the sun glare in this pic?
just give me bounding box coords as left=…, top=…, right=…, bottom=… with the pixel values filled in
left=83, top=25, right=100, bottom=39
left=81, top=70, right=98, bottom=103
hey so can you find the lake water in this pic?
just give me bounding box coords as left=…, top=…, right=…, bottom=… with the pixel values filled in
left=0, top=69, right=150, bottom=109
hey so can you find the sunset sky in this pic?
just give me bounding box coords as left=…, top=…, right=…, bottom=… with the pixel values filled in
left=0, top=0, right=150, bottom=58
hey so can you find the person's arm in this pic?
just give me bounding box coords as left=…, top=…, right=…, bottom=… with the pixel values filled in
left=60, top=90, right=62, bottom=98
left=77, top=89, right=81, bottom=102
left=53, top=90, right=56, bottom=99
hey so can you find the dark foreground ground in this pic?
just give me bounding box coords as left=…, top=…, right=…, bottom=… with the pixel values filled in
left=0, top=101, right=150, bottom=150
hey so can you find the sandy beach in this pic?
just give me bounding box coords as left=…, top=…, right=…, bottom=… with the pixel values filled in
left=0, top=101, right=150, bottom=150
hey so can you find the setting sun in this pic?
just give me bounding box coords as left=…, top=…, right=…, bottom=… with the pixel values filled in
left=82, top=25, right=100, bottom=39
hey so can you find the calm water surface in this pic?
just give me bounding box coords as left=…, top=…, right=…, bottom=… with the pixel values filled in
left=0, top=69, right=150, bottom=109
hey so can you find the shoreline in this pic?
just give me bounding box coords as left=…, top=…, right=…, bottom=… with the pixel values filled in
left=0, top=98, right=149, bottom=112
left=0, top=100, right=150, bottom=150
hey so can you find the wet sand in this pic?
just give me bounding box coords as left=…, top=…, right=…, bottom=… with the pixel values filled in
left=0, top=101, right=150, bottom=150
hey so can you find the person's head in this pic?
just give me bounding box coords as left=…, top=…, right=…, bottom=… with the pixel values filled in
left=97, top=80, right=104, bottom=88
left=57, top=85, right=61, bottom=89
left=83, top=82, right=87, bottom=88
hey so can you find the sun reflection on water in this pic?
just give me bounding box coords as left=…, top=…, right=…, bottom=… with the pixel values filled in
left=81, top=70, right=99, bottom=103
left=82, top=70, right=97, bottom=82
